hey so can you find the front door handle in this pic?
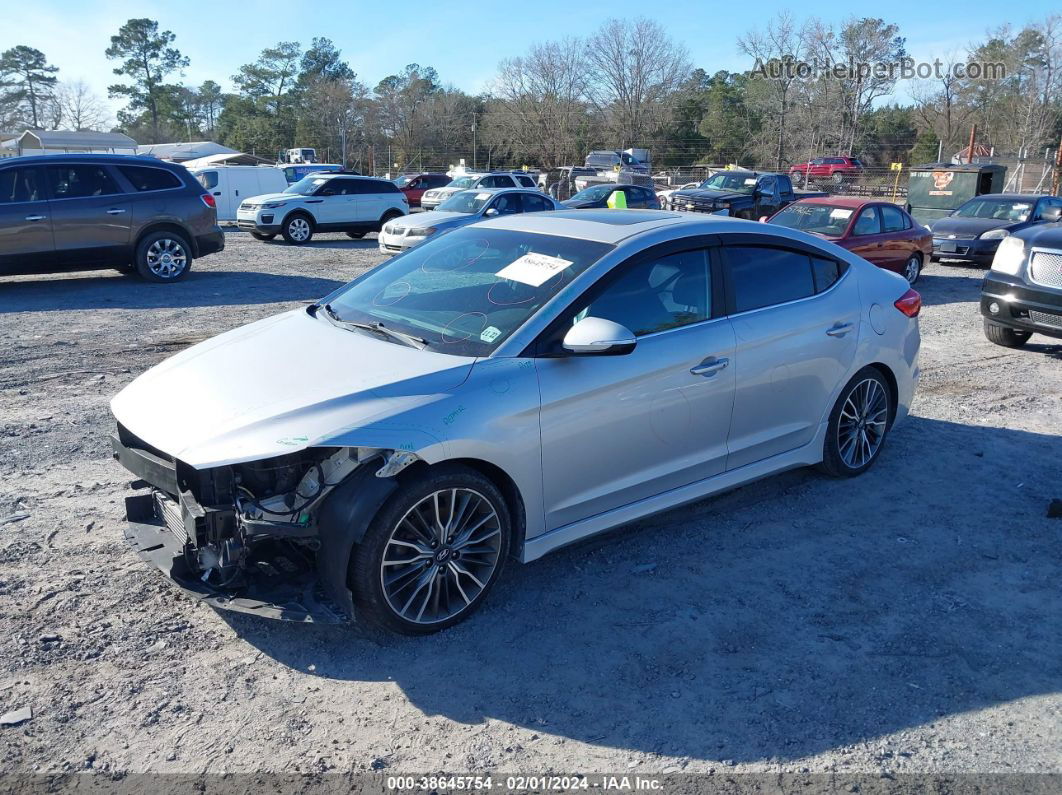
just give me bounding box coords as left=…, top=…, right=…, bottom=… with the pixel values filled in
left=106, top=208, right=126, bottom=215
left=691, top=357, right=729, bottom=377
left=25, top=214, right=46, bottom=222
left=826, top=322, right=854, bottom=337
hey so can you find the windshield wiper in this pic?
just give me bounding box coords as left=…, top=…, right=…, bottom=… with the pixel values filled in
left=317, top=304, right=428, bottom=349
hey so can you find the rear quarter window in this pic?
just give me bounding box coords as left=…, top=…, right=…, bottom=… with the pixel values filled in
left=119, top=165, right=183, bottom=192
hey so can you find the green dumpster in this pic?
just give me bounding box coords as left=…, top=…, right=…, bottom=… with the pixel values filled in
left=905, top=163, right=1008, bottom=226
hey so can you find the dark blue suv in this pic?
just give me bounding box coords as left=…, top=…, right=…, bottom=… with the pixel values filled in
left=0, top=154, right=224, bottom=282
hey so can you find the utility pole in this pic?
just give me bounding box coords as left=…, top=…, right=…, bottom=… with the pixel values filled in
left=1052, top=138, right=1062, bottom=197
left=936, top=139, right=943, bottom=163
left=338, top=117, right=347, bottom=169
left=471, top=113, right=477, bottom=171
left=966, top=124, right=977, bottom=164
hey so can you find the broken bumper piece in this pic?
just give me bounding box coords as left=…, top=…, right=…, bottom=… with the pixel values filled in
left=123, top=507, right=351, bottom=625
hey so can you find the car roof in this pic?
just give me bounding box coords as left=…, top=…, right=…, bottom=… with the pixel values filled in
left=966, top=193, right=1045, bottom=201
left=790, top=196, right=887, bottom=209
left=477, top=209, right=802, bottom=244
left=0, top=153, right=182, bottom=168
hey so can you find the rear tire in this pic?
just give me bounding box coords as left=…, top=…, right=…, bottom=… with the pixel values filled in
left=983, top=321, right=1031, bottom=348
left=281, top=213, right=314, bottom=245
left=903, top=253, right=922, bottom=285
left=349, top=464, right=511, bottom=635
left=819, top=367, right=892, bottom=478
left=134, top=231, right=193, bottom=283
left=251, top=232, right=276, bottom=241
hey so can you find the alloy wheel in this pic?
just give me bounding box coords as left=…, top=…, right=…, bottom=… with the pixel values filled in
left=380, top=488, right=503, bottom=625
left=288, top=217, right=311, bottom=242
left=145, top=238, right=188, bottom=279
left=837, top=378, right=888, bottom=469
left=904, top=255, right=921, bottom=284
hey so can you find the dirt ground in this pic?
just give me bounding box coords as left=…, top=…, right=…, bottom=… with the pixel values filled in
left=0, top=230, right=1060, bottom=780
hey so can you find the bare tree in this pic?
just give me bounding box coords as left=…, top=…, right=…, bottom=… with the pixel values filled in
left=586, top=18, right=692, bottom=148
left=739, top=12, right=808, bottom=168
left=52, top=80, right=111, bottom=130
left=486, top=38, right=592, bottom=167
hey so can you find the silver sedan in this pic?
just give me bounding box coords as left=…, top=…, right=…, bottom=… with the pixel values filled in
left=377, top=188, right=564, bottom=254
left=111, top=210, right=921, bottom=635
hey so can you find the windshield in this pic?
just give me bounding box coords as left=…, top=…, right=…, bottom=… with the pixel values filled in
left=446, top=176, right=476, bottom=189
left=697, top=173, right=759, bottom=194
left=394, top=175, right=416, bottom=188
left=321, top=227, right=614, bottom=356
left=284, top=175, right=330, bottom=195
left=769, top=203, right=853, bottom=237
left=568, top=184, right=615, bottom=202
left=437, top=190, right=491, bottom=214
left=953, top=199, right=1032, bottom=222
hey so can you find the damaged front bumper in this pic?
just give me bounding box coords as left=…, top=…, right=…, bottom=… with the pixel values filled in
left=111, top=428, right=402, bottom=625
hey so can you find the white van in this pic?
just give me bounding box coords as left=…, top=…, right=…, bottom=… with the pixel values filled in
left=190, top=166, right=289, bottom=222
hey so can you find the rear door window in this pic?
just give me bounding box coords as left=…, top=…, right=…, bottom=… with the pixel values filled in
left=725, top=245, right=816, bottom=313
left=119, top=165, right=182, bottom=191
left=521, top=193, right=552, bottom=213
left=852, top=207, right=881, bottom=236
left=881, top=205, right=906, bottom=233
left=0, top=168, right=45, bottom=203
left=47, top=164, right=122, bottom=199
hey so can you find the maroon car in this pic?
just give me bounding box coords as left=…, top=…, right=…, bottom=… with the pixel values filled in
left=765, top=197, right=932, bottom=285
left=393, top=173, right=451, bottom=208
left=789, top=156, right=865, bottom=187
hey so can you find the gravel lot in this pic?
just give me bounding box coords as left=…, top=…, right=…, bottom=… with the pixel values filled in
left=0, top=230, right=1060, bottom=780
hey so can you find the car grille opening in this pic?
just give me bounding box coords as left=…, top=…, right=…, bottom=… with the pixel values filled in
left=153, top=490, right=191, bottom=546
left=1029, top=250, right=1062, bottom=289
left=1029, top=310, right=1062, bottom=329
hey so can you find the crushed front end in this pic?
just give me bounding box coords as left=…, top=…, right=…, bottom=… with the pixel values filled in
left=111, top=423, right=407, bottom=623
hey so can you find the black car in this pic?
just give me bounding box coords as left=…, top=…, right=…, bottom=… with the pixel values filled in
left=561, top=183, right=660, bottom=209
left=931, top=193, right=1062, bottom=265
left=980, top=204, right=1062, bottom=347
left=670, top=171, right=825, bottom=220
left=0, top=154, right=224, bottom=282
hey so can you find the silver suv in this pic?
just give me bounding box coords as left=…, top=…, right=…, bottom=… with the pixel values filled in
left=237, top=173, right=408, bottom=245
left=421, top=172, right=539, bottom=210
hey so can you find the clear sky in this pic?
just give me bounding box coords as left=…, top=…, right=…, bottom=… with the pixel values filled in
left=3, top=0, right=1057, bottom=123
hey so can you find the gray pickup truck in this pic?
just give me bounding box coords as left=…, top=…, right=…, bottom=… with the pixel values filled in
left=671, top=171, right=826, bottom=220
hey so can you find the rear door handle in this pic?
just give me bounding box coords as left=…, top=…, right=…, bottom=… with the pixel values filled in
left=106, top=208, right=126, bottom=215
left=826, top=322, right=854, bottom=337
left=25, top=214, right=46, bottom=222
left=691, top=357, right=729, bottom=377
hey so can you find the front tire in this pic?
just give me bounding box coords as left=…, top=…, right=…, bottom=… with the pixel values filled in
left=134, top=231, right=192, bottom=282
left=281, top=213, right=314, bottom=245
left=984, top=321, right=1031, bottom=348
left=345, top=231, right=365, bottom=239
left=349, top=465, right=510, bottom=635
left=819, top=367, right=892, bottom=478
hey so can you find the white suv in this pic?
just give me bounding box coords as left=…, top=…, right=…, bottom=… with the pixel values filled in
left=421, top=172, right=539, bottom=210
left=237, top=173, right=408, bottom=245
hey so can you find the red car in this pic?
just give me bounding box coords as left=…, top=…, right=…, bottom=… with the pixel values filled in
left=765, top=197, right=932, bottom=285
left=393, top=173, right=451, bottom=207
left=789, top=156, right=865, bottom=186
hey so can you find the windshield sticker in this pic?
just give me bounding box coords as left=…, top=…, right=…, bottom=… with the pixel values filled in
left=496, top=253, right=573, bottom=287
left=480, top=326, right=502, bottom=343
left=829, top=208, right=854, bottom=219
left=744, top=178, right=757, bottom=185
left=476, top=192, right=491, bottom=200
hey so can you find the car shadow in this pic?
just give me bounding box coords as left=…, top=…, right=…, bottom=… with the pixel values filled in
left=0, top=270, right=347, bottom=313
left=255, top=236, right=381, bottom=251
left=223, top=415, right=1062, bottom=764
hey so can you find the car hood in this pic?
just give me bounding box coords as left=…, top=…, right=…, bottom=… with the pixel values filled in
left=392, top=210, right=470, bottom=229
left=931, top=216, right=1016, bottom=237
left=244, top=192, right=297, bottom=204
left=672, top=189, right=748, bottom=203
left=111, top=308, right=476, bottom=468
left=1013, top=221, right=1062, bottom=246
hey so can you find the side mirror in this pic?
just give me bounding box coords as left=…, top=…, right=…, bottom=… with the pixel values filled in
left=1043, top=206, right=1062, bottom=222
left=484, top=208, right=500, bottom=217
left=562, top=317, right=637, bottom=356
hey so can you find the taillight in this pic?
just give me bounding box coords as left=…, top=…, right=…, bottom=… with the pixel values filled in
left=894, top=288, right=921, bottom=318
left=200, top=193, right=216, bottom=209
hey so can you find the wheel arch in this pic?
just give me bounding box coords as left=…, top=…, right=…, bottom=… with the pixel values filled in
left=866, top=361, right=899, bottom=427
left=282, top=208, right=316, bottom=229
left=135, top=222, right=197, bottom=257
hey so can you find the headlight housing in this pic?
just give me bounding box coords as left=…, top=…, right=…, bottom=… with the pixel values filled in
left=980, top=228, right=1010, bottom=240
left=262, top=201, right=288, bottom=209
left=407, top=227, right=435, bottom=237
left=990, top=236, right=1026, bottom=275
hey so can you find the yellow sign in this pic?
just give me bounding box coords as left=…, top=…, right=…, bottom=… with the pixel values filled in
left=607, top=189, right=627, bottom=209
left=890, top=162, right=903, bottom=171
